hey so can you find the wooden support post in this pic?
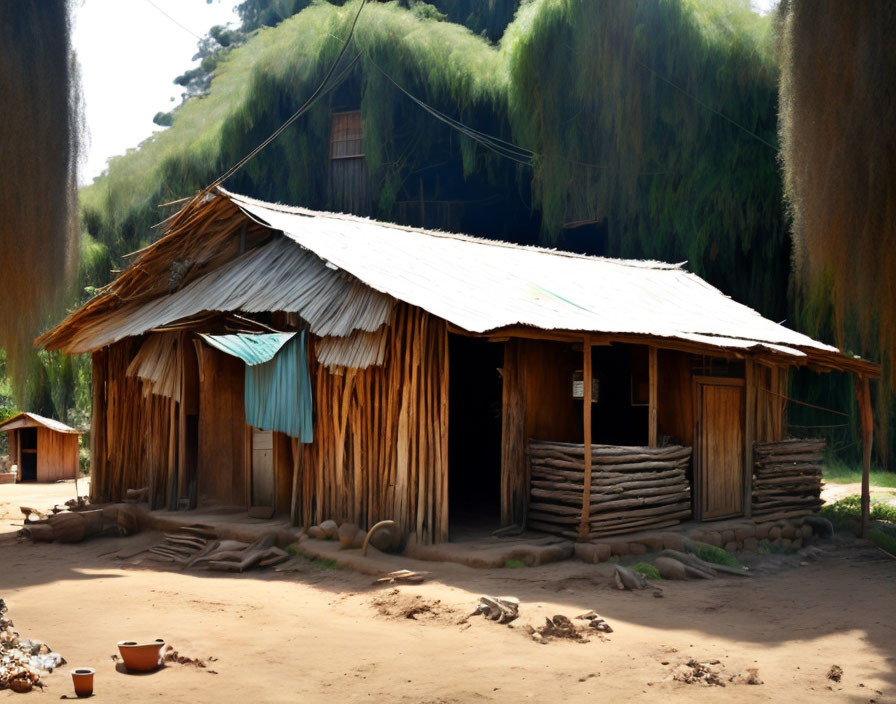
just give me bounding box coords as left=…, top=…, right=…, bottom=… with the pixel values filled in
left=743, top=358, right=756, bottom=518
left=648, top=346, right=658, bottom=447
left=578, top=335, right=593, bottom=542
left=855, top=374, right=873, bottom=538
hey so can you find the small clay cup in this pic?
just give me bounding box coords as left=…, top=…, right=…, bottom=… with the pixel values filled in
left=71, top=668, right=95, bottom=697
left=117, top=639, right=166, bottom=672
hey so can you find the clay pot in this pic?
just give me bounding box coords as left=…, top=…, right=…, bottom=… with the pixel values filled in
left=71, top=668, right=95, bottom=697
left=117, top=640, right=166, bottom=672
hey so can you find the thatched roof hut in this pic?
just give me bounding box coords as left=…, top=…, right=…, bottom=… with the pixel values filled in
left=39, top=189, right=879, bottom=543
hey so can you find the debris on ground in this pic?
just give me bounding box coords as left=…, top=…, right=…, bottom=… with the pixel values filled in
left=473, top=595, right=519, bottom=624
left=575, top=610, right=613, bottom=633
left=139, top=528, right=290, bottom=573
left=0, top=598, right=65, bottom=693
left=668, top=658, right=763, bottom=686
left=161, top=645, right=218, bottom=674
left=670, top=659, right=726, bottom=686
left=19, top=503, right=140, bottom=543
left=524, top=613, right=608, bottom=644
left=371, top=592, right=456, bottom=622
left=374, top=569, right=429, bottom=585
left=827, top=664, right=843, bottom=682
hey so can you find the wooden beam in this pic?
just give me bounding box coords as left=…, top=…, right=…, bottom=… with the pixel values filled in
left=577, top=334, right=593, bottom=541
left=744, top=358, right=756, bottom=518
left=648, top=346, right=658, bottom=447
left=855, top=374, right=873, bottom=538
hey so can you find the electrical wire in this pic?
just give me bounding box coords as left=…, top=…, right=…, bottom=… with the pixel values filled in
left=209, top=0, right=367, bottom=188
left=144, top=0, right=203, bottom=40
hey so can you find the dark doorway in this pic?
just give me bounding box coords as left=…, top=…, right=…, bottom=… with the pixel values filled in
left=19, top=428, right=37, bottom=482
left=448, top=335, right=504, bottom=535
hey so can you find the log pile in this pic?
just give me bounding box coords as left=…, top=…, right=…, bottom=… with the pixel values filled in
left=752, top=438, right=825, bottom=520
left=527, top=441, right=692, bottom=539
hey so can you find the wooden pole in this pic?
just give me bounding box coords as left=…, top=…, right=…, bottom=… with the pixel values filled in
left=743, top=358, right=756, bottom=518
left=855, top=374, right=873, bottom=538
left=648, top=346, right=658, bottom=447
left=578, top=334, right=592, bottom=541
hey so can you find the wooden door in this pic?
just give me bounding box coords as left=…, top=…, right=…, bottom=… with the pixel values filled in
left=695, top=378, right=745, bottom=520
left=251, top=428, right=274, bottom=509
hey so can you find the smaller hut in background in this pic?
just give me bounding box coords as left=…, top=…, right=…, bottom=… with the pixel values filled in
left=0, top=413, right=82, bottom=483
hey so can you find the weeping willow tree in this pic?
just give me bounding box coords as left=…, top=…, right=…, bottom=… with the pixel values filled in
left=0, top=1, right=80, bottom=396
left=503, top=0, right=787, bottom=320
left=778, top=0, right=896, bottom=466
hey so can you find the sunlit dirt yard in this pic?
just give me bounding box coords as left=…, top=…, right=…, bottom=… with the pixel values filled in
left=2, top=480, right=895, bottom=703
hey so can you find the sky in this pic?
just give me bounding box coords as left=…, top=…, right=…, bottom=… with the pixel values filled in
left=73, top=0, right=241, bottom=184
left=73, top=0, right=779, bottom=186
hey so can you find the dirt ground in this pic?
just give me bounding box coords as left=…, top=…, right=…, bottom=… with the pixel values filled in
left=2, top=481, right=895, bottom=703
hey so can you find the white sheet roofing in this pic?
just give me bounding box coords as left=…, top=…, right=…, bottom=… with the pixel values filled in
left=225, top=190, right=837, bottom=357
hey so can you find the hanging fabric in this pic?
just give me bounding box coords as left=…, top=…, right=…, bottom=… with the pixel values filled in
left=200, top=331, right=313, bottom=441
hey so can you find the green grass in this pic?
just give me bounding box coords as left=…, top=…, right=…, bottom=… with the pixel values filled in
left=869, top=528, right=896, bottom=557
left=631, top=562, right=661, bottom=580
left=310, top=557, right=338, bottom=570
left=504, top=559, right=526, bottom=568
left=691, top=543, right=743, bottom=568
left=823, top=458, right=896, bottom=488
left=820, top=495, right=896, bottom=532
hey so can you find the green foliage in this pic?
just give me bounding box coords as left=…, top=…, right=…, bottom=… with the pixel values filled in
left=822, top=458, right=896, bottom=488
left=631, top=561, right=661, bottom=580
left=820, top=495, right=896, bottom=533
left=757, top=538, right=779, bottom=553
left=310, top=557, right=339, bottom=570
left=503, top=0, right=787, bottom=321
left=869, top=527, right=896, bottom=557
left=691, top=543, right=743, bottom=568
left=504, top=558, right=525, bottom=568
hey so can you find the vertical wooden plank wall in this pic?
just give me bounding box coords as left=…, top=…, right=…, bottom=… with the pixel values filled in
left=500, top=339, right=579, bottom=528
left=9, top=430, right=19, bottom=482
left=298, top=304, right=449, bottom=544
left=500, top=340, right=525, bottom=527
left=197, top=347, right=247, bottom=508
left=35, top=428, right=78, bottom=481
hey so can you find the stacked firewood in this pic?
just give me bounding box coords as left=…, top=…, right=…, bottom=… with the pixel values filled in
left=527, top=441, right=692, bottom=539
left=752, top=438, right=825, bottom=520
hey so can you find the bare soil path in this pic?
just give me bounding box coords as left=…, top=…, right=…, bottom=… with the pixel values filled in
left=2, top=482, right=895, bottom=703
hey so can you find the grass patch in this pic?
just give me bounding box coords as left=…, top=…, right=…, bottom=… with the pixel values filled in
left=691, top=543, right=743, bottom=568
left=504, top=559, right=526, bottom=568
left=308, top=557, right=338, bottom=570
left=757, top=538, right=780, bottom=554
left=869, top=528, right=896, bottom=557
left=820, top=495, right=896, bottom=532
left=822, top=458, right=896, bottom=488
left=631, top=562, right=661, bottom=580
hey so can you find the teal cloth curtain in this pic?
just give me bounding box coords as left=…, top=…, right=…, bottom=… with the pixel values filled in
left=242, top=331, right=313, bottom=442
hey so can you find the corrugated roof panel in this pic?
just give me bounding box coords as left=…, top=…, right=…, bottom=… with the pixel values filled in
left=227, top=191, right=837, bottom=354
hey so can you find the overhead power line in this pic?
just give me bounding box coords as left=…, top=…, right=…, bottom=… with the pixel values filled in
left=143, top=0, right=203, bottom=40
left=209, top=0, right=368, bottom=188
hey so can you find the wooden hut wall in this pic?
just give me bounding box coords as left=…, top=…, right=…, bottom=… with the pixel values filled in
left=755, top=362, right=787, bottom=442
left=296, top=304, right=449, bottom=544
left=273, top=432, right=293, bottom=515
left=35, top=428, right=78, bottom=481
left=656, top=349, right=695, bottom=447
left=197, top=346, right=248, bottom=508
left=8, top=430, right=18, bottom=480
left=501, top=339, right=579, bottom=527
left=90, top=340, right=179, bottom=506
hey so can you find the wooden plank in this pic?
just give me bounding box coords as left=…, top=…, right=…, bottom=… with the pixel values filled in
left=648, top=346, right=658, bottom=447
left=696, top=379, right=745, bottom=520
left=577, top=335, right=592, bottom=541
left=744, top=358, right=756, bottom=518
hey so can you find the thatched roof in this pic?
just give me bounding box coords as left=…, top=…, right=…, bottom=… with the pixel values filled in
left=39, top=188, right=879, bottom=377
